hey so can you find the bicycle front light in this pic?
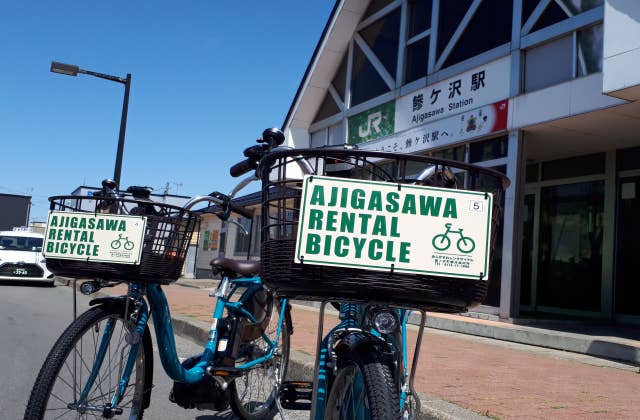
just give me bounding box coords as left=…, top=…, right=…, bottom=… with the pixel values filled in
left=371, top=307, right=398, bottom=334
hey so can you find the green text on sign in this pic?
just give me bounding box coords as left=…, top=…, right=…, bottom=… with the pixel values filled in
left=43, top=212, right=147, bottom=265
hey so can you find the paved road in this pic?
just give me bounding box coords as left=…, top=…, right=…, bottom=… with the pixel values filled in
left=0, top=282, right=309, bottom=419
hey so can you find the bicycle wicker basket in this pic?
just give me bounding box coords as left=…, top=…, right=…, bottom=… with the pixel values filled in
left=259, top=148, right=509, bottom=312
left=45, top=195, right=198, bottom=284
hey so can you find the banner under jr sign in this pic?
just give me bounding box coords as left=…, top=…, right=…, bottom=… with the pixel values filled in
left=361, top=100, right=508, bottom=153
left=294, top=176, right=493, bottom=280
left=43, top=212, right=147, bottom=264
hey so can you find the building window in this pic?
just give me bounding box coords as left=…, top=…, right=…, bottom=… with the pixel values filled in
left=469, top=136, right=508, bottom=163
left=577, top=24, right=603, bottom=77
left=310, top=129, right=328, bottom=148
left=408, top=0, right=432, bottom=38
left=311, top=122, right=345, bottom=148
left=332, top=54, right=348, bottom=101
left=431, top=145, right=466, bottom=162
left=250, top=216, right=261, bottom=256
left=617, top=146, right=640, bottom=171
left=523, top=0, right=603, bottom=34
left=363, top=0, right=394, bottom=19
left=437, top=0, right=474, bottom=59
left=440, top=0, right=513, bottom=69
left=360, top=9, right=401, bottom=77
left=350, top=43, right=392, bottom=106
left=219, top=231, right=227, bottom=254
left=526, top=163, right=540, bottom=183
left=312, top=93, right=341, bottom=123
left=524, top=34, right=573, bottom=92
left=537, top=181, right=604, bottom=311
left=404, top=37, right=429, bottom=84
left=404, top=0, right=432, bottom=84
left=328, top=122, right=345, bottom=145
left=541, top=153, right=605, bottom=180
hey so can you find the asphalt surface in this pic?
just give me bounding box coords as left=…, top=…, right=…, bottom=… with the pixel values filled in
left=0, top=282, right=308, bottom=419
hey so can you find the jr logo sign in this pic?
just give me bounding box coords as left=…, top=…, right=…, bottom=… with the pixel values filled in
left=358, top=111, right=382, bottom=138
left=348, top=101, right=395, bottom=144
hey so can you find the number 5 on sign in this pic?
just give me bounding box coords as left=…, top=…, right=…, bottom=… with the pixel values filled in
left=469, top=200, right=484, bottom=213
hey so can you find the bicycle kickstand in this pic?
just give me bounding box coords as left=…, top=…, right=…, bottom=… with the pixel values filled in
left=274, top=382, right=287, bottom=420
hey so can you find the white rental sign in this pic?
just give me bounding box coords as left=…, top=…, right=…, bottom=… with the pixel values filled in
left=43, top=212, right=147, bottom=264
left=294, top=176, right=493, bottom=280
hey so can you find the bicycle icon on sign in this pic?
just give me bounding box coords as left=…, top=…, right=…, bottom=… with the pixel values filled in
left=110, top=234, right=135, bottom=251
left=432, top=223, right=476, bottom=253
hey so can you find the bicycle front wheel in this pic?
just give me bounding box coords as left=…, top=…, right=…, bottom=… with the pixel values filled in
left=24, top=303, right=153, bottom=420
left=229, top=298, right=291, bottom=420
left=325, top=348, right=399, bottom=420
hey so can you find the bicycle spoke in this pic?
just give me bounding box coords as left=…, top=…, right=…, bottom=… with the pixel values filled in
left=86, top=320, right=130, bottom=405
left=51, top=410, right=73, bottom=420
left=50, top=374, right=76, bottom=397
left=86, top=323, right=110, bottom=406
left=47, top=390, right=73, bottom=408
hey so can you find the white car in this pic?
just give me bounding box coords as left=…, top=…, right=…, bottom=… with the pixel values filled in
left=0, top=230, right=55, bottom=286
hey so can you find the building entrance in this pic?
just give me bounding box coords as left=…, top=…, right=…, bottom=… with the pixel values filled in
left=521, top=181, right=605, bottom=316
left=615, top=176, right=640, bottom=319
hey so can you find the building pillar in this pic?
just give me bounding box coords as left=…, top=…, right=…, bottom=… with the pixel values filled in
left=601, top=150, right=616, bottom=320
left=499, top=129, right=525, bottom=319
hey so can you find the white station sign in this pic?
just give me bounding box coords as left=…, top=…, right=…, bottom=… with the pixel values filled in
left=294, top=175, right=493, bottom=280
left=43, top=211, right=147, bottom=265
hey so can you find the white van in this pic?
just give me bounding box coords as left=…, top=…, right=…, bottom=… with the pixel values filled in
left=0, top=229, right=55, bottom=285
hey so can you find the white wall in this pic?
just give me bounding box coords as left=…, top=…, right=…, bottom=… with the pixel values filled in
left=603, top=0, right=640, bottom=99
left=511, top=74, right=624, bottom=128
left=195, top=214, right=223, bottom=276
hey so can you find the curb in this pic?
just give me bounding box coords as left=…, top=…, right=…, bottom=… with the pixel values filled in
left=420, top=315, right=640, bottom=365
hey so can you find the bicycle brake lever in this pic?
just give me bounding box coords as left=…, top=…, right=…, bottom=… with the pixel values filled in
left=227, top=219, right=249, bottom=236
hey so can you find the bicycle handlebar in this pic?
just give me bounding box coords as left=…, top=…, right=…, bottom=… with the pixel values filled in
left=181, top=192, right=253, bottom=220
left=229, top=158, right=255, bottom=177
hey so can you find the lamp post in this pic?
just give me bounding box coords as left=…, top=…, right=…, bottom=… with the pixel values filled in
left=50, top=61, right=131, bottom=189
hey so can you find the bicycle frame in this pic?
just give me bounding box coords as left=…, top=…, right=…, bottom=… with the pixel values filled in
left=74, top=276, right=288, bottom=412
left=311, top=301, right=425, bottom=420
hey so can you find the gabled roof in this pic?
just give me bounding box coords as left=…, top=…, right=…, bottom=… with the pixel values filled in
left=283, top=0, right=369, bottom=131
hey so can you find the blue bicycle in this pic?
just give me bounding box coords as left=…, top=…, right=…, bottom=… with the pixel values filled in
left=252, top=138, right=509, bottom=419
left=24, top=172, right=291, bottom=419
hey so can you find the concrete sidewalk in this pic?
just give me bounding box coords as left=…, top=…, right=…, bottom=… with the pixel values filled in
left=59, top=277, right=640, bottom=419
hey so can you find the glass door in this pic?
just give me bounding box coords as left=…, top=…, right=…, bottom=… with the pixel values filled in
left=615, top=176, right=640, bottom=318
left=536, top=181, right=604, bottom=312
left=520, top=193, right=536, bottom=308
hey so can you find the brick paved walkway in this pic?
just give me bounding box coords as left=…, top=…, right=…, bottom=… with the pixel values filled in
left=106, top=282, right=640, bottom=419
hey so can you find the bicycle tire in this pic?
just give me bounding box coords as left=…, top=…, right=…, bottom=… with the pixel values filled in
left=24, top=303, right=153, bottom=420
left=110, top=239, right=121, bottom=250
left=325, top=347, right=399, bottom=420
left=124, top=240, right=135, bottom=251
left=229, top=299, right=291, bottom=419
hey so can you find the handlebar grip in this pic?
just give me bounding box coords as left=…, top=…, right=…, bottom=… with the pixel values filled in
left=229, top=201, right=254, bottom=219
left=230, top=158, right=255, bottom=177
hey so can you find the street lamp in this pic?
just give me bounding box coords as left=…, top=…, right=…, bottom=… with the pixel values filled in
left=50, top=61, right=131, bottom=189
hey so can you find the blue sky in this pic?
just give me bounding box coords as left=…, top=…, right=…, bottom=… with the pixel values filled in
left=0, top=1, right=333, bottom=222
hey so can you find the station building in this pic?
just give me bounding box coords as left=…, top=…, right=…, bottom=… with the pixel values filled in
left=275, top=0, right=640, bottom=324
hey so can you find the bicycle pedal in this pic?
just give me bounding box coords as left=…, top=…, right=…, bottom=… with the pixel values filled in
left=206, top=366, right=242, bottom=378
left=280, top=381, right=313, bottom=407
